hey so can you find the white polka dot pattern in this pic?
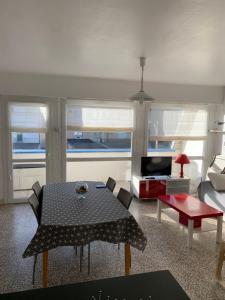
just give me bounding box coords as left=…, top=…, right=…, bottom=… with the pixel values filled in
left=23, top=181, right=147, bottom=257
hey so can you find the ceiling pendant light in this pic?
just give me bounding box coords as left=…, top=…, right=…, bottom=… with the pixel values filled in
left=130, top=57, right=154, bottom=103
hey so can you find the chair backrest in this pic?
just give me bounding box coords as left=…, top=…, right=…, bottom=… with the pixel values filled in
left=32, top=181, right=42, bottom=202
left=117, top=188, right=132, bottom=210
left=106, top=177, right=116, bottom=192
left=28, top=193, right=41, bottom=225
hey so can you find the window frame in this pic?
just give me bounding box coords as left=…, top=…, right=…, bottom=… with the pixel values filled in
left=66, top=100, right=135, bottom=163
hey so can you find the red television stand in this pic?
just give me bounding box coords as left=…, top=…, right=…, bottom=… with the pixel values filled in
left=132, top=175, right=190, bottom=200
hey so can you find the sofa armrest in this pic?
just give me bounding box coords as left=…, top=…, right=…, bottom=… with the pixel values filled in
left=197, top=181, right=212, bottom=201
left=197, top=180, right=225, bottom=212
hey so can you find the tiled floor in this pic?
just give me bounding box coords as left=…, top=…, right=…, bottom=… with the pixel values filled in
left=1, top=198, right=225, bottom=299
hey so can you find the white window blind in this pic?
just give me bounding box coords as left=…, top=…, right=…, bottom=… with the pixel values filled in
left=149, top=105, right=208, bottom=140
left=9, top=103, right=48, bottom=132
left=67, top=105, right=134, bottom=132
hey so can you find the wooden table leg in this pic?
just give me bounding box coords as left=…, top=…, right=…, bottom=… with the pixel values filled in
left=125, top=243, right=131, bottom=275
left=42, top=251, right=48, bottom=288
left=215, top=242, right=225, bottom=281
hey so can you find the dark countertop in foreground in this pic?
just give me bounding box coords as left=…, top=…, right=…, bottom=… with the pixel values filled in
left=0, top=270, right=189, bottom=300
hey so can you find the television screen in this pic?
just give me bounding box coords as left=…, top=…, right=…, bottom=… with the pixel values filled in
left=141, top=156, right=172, bottom=176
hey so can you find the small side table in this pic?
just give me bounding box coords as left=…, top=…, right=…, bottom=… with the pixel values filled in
left=157, top=194, right=223, bottom=248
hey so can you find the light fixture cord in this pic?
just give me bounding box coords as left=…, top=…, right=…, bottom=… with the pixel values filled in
left=140, top=64, right=144, bottom=91
left=140, top=57, right=145, bottom=92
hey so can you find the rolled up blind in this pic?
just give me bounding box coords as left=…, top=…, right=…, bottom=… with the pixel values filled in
left=149, top=105, right=208, bottom=140
left=9, top=103, right=48, bottom=133
left=67, top=105, right=134, bottom=132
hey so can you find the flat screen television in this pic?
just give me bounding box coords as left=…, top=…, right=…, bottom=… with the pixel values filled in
left=141, top=156, right=172, bottom=177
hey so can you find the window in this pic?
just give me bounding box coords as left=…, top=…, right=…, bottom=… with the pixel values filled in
left=148, top=104, right=208, bottom=191
left=66, top=131, right=132, bottom=158
left=9, top=102, right=47, bottom=200
left=66, top=104, right=133, bottom=158
left=66, top=102, right=133, bottom=186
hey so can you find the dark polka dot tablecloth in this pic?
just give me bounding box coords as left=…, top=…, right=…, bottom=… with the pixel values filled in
left=23, top=181, right=147, bottom=257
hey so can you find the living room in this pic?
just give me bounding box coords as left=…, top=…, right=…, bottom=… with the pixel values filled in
left=1, top=1, right=225, bottom=299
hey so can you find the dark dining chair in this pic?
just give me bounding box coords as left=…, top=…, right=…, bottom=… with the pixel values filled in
left=79, top=243, right=91, bottom=274
left=28, top=193, right=41, bottom=285
left=117, top=188, right=133, bottom=210
left=106, top=177, right=116, bottom=192
left=32, top=181, right=43, bottom=203
left=117, top=188, right=133, bottom=253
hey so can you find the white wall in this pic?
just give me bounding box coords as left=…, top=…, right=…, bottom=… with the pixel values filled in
left=0, top=99, right=11, bottom=204
left=0, top=122, right=3, bottom=204
left=0, top=72, right=223, bottom=104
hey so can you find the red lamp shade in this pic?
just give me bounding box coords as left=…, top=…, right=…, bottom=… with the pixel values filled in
left=175, top=154, right=190, bottom=165
left=175, top=154, right=190, bottom=178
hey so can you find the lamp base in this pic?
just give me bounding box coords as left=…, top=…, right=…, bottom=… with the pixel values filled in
left=180, top=164, right=184, bottom=178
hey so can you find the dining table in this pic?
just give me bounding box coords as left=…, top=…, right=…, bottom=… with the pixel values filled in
left=23, top=181, right=147, bottom=288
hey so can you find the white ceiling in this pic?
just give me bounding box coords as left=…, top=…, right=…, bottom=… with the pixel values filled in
left=1, top=0, right=225, bottom=85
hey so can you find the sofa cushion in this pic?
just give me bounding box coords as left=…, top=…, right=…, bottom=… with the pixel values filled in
left=208, top=172, right=225, bottom=191
left=206, top=155, right=225, bottom=179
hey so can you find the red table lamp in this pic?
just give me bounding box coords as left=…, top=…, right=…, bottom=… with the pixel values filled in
left=175, top=154, right=190, bottom=178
